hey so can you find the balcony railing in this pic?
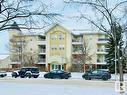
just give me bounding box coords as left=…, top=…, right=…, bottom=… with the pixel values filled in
left=39, top=49, right=46, bottom=54
left=97, top=59, right=106, bottom=64
left=98, top=38, right=108, bottom=41
left=97, top=48, right=108, bottom=54
left=37, top=59, right=46, bottom=64
left=11, top=60, right=21, bottom=64
left=72, top=39, right=83, bottom=45
left=72, top=49, right=82, bottom=54
left=97, top=38, right=108, bottom=44
left=38, top=40, right=46, bottom=45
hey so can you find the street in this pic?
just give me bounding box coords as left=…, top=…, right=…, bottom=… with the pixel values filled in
left=0, top=77, right=127, bottom=95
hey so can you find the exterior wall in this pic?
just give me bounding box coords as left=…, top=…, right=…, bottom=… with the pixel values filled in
left=0, top=57, right=11, bottom=70
left=23, top=35, right=38, bottom=53
left=83, top=33, right=108, bottom=70
left=9, top=24, right=108, bottom=72
left=46, top=25, right=72, bottom=71
left=9, top=28, right=40, bottom=69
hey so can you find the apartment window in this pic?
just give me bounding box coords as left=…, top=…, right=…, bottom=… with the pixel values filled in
left=51, top=34, right=57, bottom=40
left=59, top=34, right=64, bottom=40
left=51, top=46, right=57, bottom=50
left=59, top=45, right=64, bottom=50
left=51, top=47, right=54, bottom=50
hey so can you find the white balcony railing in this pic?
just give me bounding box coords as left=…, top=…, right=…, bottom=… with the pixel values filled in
left=11, top=61, right=21, bottom=64
left=39, top=49, right=46, bottom=54
left=37, top=59, right=46, bottom=64
left=72, top=39, right=83, bottom=44
left=38, top=40, right=46, bottom=45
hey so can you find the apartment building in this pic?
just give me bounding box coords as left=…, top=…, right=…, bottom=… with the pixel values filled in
left=9, top=22, right=108, bottom=71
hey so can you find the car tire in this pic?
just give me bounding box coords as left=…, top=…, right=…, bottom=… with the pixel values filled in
left=14, top=75, right=18, bottom=78
left=12, top=72, right=18, bottom=78
left=33, top=75, right=38, bottom=78
left=26, top=73, right=32, bottom=78
left=102, top=76, right=108, bottom=81
left=20, top=76, right=25, bottom=78
left=0, top=75, right=4, bottom=78
left=85, top=76, right=91, bottom=80
left=65, top=77, right=69, bottom=79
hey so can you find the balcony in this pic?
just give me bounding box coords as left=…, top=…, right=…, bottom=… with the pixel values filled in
left=10, top=60, right=21, bottom=64
left=97, top=49, right=108, bottom=54
left=72, top=50, right=82, bottom=54
left=12, top=41, right=26, bottom=46
left=97, top=38, right=108, bottom=44
left=97, top=59, right=107, bottom=65
left=37, top=59, right=46, bottom=64
left=38, top=40, right=46, bottom=45
left=39, top=49, right=46, bottom=55
left=72, top=39, right=83, bottom=45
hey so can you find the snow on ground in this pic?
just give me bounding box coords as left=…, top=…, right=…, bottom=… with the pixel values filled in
left=6, top=72, right=127, bottom=81
left=0, top=72, right=127, bottom=95
left=0, top=81, right=126, bottom=95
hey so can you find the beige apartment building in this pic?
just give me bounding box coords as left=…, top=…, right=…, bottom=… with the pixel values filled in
left=9, top=22, right=108, bottom=72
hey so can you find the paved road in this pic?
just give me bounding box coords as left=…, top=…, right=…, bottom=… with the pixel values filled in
left=0, top=78, right=127, bottom=95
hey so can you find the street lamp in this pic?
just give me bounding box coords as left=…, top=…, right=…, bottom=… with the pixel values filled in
left=115, top=45, right=117, bottom=81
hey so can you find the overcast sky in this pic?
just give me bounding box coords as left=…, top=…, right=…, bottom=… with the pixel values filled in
left=0, top=0, right=91, bottom=54
left=0, top=0, right=126, bottom=54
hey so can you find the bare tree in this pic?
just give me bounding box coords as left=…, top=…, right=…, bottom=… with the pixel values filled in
left=64, top=0, right=127, bottom=83
left=72, top=35, right=93, bottom=72
left=9, top=32, right=26, bottom=68
left=0, top=0, right=59, bottom=31
left=9, top=34, right=39, bottom=68
left=23, top=52, right=38, bottom=67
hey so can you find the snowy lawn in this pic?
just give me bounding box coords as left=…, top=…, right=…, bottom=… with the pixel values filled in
left=6, top=72, right=127, bottom=81
left=0, top=81, right=127, bottom=95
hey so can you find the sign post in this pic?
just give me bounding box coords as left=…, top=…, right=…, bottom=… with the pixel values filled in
left=115, top=81, right=125, bottom=93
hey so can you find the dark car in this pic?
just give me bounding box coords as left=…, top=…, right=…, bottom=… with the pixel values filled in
left=82, top=69, right=111, bottom=80
left=0, top=71, right=7, bottom=78
left=44, top=70, right=71, bottom=79
left=12, top=67, right=40, bottom=78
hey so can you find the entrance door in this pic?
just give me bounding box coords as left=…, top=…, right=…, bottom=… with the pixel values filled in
left=52, top=64, right=64, bottom=70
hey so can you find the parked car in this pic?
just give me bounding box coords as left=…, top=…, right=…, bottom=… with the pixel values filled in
left=82, top=69, right=111, bottom=80
left=12, top=67, right=40, bottom=78
left=0, top=71, right=7, bottom=78
left=44, top=70, right=71, bottom=79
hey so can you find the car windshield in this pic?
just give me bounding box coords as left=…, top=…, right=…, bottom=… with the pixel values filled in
left=32, top=68, right=39, bottom=72
left=92, top=70, right=98, bottom=74
left=51, top=70, right=57, bottom=73
left=57, top=70, right=63, bottom=73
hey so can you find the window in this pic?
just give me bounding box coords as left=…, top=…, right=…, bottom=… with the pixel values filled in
left=59, top=45, right=64, bottom=50
left=51, top=46, right=57, bottom=50
left=92, top=70, right=98, bottom=74
left=52, top=64, right=54, bottom=70
left=51, top=34, right=57, bottom=40
left=59, top=34, right=63, bottom=40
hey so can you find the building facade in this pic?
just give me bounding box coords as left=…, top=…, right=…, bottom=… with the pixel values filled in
left=9, top=23, right=108, bottom=72
left=0, top=55, right=11, bottom=71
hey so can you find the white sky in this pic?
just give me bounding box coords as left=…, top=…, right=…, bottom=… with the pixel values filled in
left=0, top=0, right=127, bottom=54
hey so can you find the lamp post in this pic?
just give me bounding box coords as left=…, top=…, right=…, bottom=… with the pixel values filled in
left=115, top=45, right=117, bottom=81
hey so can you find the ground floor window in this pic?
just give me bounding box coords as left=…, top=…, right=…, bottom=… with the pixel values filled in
left=97, top=65, right=107, bottom=69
